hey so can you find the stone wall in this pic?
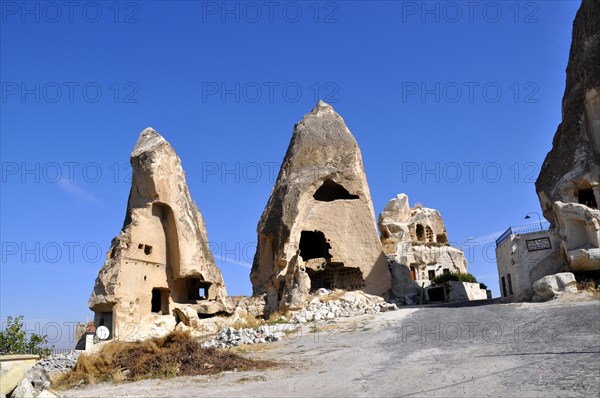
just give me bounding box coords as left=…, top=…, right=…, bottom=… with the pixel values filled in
left=446, top=281, right=488, bottom=302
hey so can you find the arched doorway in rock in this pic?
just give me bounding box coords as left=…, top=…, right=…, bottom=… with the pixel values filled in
left=299, top=230, right=364, bottom=292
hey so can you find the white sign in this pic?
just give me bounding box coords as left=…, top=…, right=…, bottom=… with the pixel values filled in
left=96, top=325, right=110, bottom=340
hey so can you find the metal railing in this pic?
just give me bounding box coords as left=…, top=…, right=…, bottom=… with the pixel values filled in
left=495, top=221, right=551, bottom=247
left=50, top=348, right=75, bottom=355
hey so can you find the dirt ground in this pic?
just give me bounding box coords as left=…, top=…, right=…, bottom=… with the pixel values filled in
left=65, top=296, right=600, bottom=397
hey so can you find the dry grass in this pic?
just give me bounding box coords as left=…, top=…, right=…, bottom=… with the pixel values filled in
left=265, top=311, right=289, bottom=325
left=232, top=310, right=289, bottom=329
left=234, top=312, right=266, bottom=329
left=54, top=331, right=275, bottom=390
left=577, top=279, right=600, bottom=295
left=309, top=322, right=339, bottom=334
left=317, top=289, right=347, bottom=302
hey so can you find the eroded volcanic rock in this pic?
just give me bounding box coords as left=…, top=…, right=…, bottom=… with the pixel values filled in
left=536, top=0, right=599, bottom=222
left=251, top=101, right=391, bottom=313
left=379, top=194, right=468, bottom=298
left=89, top=128, right=227, bottom=341
left=535, top=0, right=600, bottom=272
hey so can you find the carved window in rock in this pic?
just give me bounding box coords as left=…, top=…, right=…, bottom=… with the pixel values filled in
left=427, top=270, right=436, bottom=280
left=577, top=188, right=597, bottom=209
left=313, top=179, right=359, bottom=202
left=299, top=231, right=332, bottom=261
left=186, top=279, right=211, bottom=301
left=416, top=224, right=425, bottom=242
left=137, top=243, right=153, bottom=256
left=173, top=278, right=212, bottom=303
left=425, top=226, right=434, bottom=243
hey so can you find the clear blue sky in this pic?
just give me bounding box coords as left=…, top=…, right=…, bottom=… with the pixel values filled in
left=1, top=1, right=580, bottom=347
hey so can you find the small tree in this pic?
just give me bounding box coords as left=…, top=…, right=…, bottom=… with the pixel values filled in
left=431, top=272, right=478, bottom=285
left=0, top=316, right=53, bottom=356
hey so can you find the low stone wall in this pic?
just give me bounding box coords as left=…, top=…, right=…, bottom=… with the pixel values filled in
left=447, top=281, right=488, bottom=302
left=0, top=354, right=39, bottom=396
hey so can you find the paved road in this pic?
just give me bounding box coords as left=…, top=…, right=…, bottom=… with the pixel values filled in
left=67, top=297, right=600, bottom=397
left=380, top=299, right=600, bottom=397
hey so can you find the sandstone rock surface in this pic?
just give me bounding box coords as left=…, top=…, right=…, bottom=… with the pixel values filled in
left=533, top=272, right=578, bottom=301
left=88, top=128, right=227, bottom=341
left=535, top=0, right=600, bottom=272
left=379, top=194, right=468, bottom=299
left=251, top=101, right=391, bottom=313
left=553, top=201, right=600, bottom=271
left=9, top=377, right=34, bottom=398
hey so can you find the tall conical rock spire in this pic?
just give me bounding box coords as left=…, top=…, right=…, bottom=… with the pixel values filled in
left=252, top=101, right=391, bottom=312
left=89, top=128, right=226, bottom=341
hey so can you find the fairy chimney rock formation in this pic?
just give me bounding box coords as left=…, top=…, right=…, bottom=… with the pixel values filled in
left=251, top=100, right=391, bottom=312
left=379, top=194, right=468, bottom=298
left=89, top=128, right=227, bottom=341
left=535, top=0, right=600, bottom=272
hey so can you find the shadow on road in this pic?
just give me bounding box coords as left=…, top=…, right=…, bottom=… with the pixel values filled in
left=417, top=298, right=505, bottom=308
left=477, top=351, right=600, bottom=357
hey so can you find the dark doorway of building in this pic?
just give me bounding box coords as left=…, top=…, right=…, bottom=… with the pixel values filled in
left=299, top=231, right=332, bottom=261
left=428, top=270, right=436, bottom=280
left=313, top=179, right=359, bottom=202
left=578, top=188, right=597, bottom=209
left=95, top=311, right=113, bottom=340
left=501, top=277, right=507, bottom=297
left=151, top=288, right=169, bottom=315
left=410, top=266, right=416, bottom=281
left=428, top=286, right=446, bottom=302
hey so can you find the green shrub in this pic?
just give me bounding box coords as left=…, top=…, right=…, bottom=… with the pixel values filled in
left=0, top=315, right=53, bottom=356
left=431, top=272, right=478, bottom=285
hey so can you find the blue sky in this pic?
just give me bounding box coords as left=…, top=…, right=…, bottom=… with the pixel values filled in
left=1, top=1, right=581, bottom=347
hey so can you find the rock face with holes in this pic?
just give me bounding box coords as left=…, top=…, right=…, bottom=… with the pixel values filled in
left=379, top=194, right=468, bottom=299
left=251, top=100, right=391, bottom=313
left=535, top=0, right=600, bottom=272
left=88, top=128, right=228, bottom=342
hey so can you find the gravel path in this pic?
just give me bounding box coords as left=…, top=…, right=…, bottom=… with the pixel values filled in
left=64, top=297, right=600, bottom=397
